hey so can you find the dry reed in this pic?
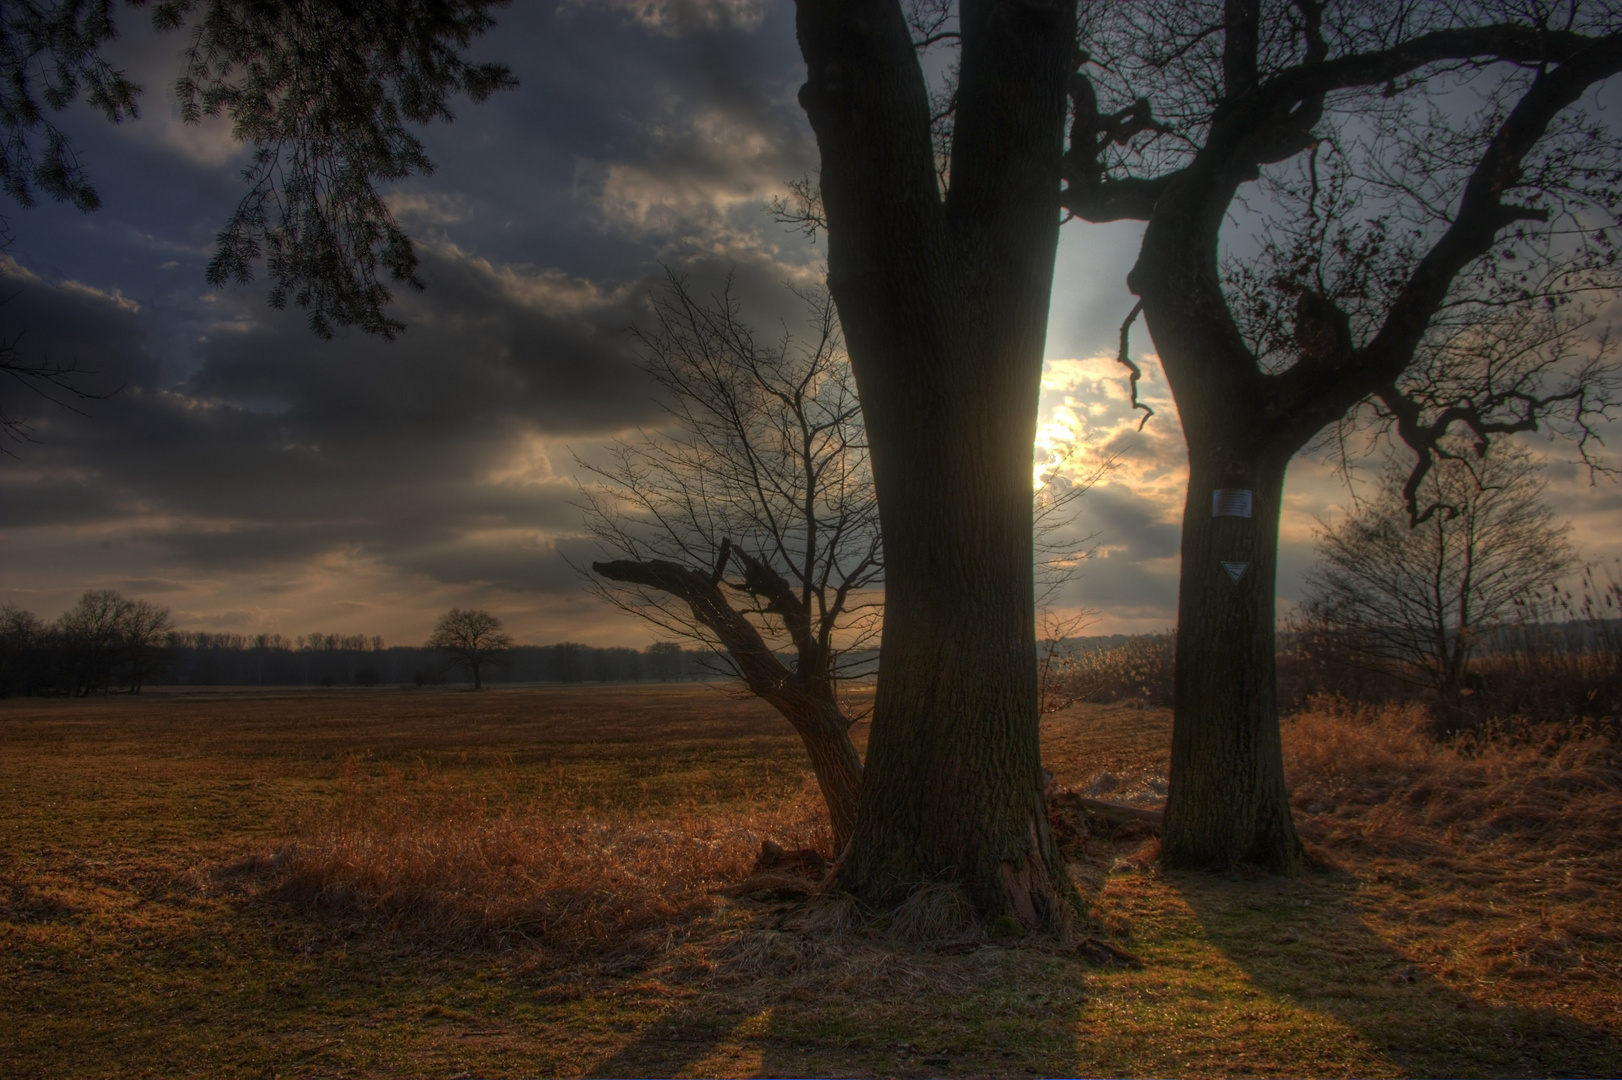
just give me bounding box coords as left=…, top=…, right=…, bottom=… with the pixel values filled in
left=1283, top=699, right=1622, bottom=987
left=1285, top=698, right=1621, bottom=857
left=1052, top=632, right=1177, bottom=706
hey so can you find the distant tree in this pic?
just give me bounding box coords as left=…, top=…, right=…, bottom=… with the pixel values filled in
left=0, top=604, right=48, bottom=696
left=1302, top=441, right=1576, bottom=731
left=120, top=598, right=173, bottom=693
left=427, top=609, right=512, bottom=690
left=56, top=589, right=132, bottom=695
left=580, top=275, right=879, bottom=851
left=545, top=642, right=586, bottom=684
left=644, top=641, right=686, bottom=683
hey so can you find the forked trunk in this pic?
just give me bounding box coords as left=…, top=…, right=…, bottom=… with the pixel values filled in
left=1161, top=440, right=1303, bottom=873
left=796, top=0, right=1081, bottom=931
left=1130, top=161, right=1310, bottom=875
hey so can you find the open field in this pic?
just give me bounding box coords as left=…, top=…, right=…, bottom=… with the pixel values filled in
left=2, top=684, right=1619, bottom=1078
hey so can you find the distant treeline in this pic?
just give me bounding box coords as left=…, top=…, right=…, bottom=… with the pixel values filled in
left=0, top=593, right=720, bottom=697
left=157, top=635, right=720, bottom=689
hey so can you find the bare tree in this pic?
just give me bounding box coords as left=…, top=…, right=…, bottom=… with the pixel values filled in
left=1303, top=440, right=1575, bottom=727
left=1033, top=442, right=1112, bottom=715
left=580, top=275, right=879, bottom=851
left=56, top=589, right=132, bottom=695
left=427, top=608, right=512, bottom=691
left=785, top=0, right=1088, bottom=931
left=121, top=599, right=173, bottom=694
left=1065, top=0, right=1622, bottom=870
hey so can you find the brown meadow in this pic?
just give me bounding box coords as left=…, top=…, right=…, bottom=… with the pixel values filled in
left=2, top=684, right=1618, bottom=1078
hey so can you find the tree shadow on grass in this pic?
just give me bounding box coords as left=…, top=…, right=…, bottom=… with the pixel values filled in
left=584, top=932, right=1093, bottom=1079
left=1170, top=867, right=1622, bottom=1078
left=581, top=999, right=759, bottom=1078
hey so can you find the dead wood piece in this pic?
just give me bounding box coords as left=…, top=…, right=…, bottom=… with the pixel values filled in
left=714, top=871, right=817, bottom=902
left=1049, top=791, right=1164, bottom=831
left=1078, top=936, right=1144, bottom=969
left=752, top=839, right=830, bottom=878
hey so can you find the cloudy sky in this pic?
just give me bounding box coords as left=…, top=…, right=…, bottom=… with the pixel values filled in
left=2, top=1, right=1618, bottom=647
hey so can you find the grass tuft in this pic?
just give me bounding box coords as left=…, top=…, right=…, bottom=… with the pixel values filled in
left=884, top=882, right=982, bottom=944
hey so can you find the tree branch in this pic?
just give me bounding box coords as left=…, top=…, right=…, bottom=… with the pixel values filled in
left=1115, top=300, right=1154, bottom=430
left=1363, top=38, right=1622, bottom=373
left=592, top=557, right=796, bottom=696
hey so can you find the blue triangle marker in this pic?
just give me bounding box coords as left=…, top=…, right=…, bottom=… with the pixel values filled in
left=1221, top=561, right=1248, bottom=583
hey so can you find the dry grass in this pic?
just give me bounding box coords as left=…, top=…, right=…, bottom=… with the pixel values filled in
left=4, top=684, right=1622, bottom=1078
left=265, top=756, right=829, bottom=951
left=1283, top=699, right=1622, bottom=1017
left=1285, top=698, right=1621, bottom=858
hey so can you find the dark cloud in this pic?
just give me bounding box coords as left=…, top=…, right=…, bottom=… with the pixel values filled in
left=1068, top=483, right=1183, bottom=563
left=1, top=193, right=833, bottom=624
left=1, top=247, right=657, bottom=589
left=1068, top=551, right=1179, bottom=615
left=118, top=578, right=191, bottom=594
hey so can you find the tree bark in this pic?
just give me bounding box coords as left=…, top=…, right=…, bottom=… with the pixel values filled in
left=761, top=682, right=865, bottom=852
left=1160, top=442, right=1302, bottom=872
left=1129, top=165, right=1308, bottom=873
left=835, top=373, right=1074, bottom=925
left=797, top=0, right=1081, bottom=931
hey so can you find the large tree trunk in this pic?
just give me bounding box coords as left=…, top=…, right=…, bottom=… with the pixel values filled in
left=1160, top=437, right=1303, bottom=872
left=797, top=0, right=1081, bottom=932
left=833, top=314, right=1073, bottom=926
left=837, top=509, right=1074, bottom=928
left=1129, top=153, right=1313, bottom=874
